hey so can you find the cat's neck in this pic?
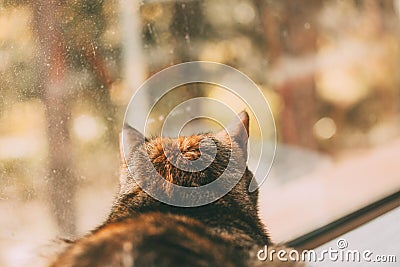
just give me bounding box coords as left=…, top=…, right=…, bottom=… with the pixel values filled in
left=101, top=191, right=271, bottom=247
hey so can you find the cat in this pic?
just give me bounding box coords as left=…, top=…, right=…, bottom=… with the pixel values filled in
left=48, top=111, right=304, bottom=267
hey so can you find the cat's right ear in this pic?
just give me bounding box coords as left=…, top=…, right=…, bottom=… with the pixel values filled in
left=216, top=111, right=249, bottom=150
left=119, top=124, right=146, bottom=164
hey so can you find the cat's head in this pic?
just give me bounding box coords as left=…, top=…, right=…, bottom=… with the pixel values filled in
left=119, top=111, right=258, bottom=212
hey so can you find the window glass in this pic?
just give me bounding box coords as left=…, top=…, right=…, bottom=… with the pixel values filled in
left=0, top=1, right=399, bottom=266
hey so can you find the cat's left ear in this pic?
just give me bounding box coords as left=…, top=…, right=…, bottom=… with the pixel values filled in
left=216, top=111, right=249, bottom=152
left=119, top=124, right=146, bottom=164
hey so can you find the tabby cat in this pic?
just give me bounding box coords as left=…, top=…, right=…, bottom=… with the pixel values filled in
left=49, top=111, right=304, bottom=266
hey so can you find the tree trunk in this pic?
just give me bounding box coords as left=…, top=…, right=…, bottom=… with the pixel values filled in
left=258, top=0, right=321, bottom=149
left=119, top=0, right=148, bottom=129
left=32, top=0, right=76, bottom=237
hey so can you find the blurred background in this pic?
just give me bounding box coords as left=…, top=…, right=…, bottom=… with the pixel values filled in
left=0, top=0, right=399, bottom=266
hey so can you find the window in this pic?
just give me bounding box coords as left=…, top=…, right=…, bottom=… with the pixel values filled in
left=0, top=1, right=399, bottom=266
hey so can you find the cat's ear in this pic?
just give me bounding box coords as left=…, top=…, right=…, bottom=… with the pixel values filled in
left=119, top=124, right=146, bottom=164
left=216, top=111, right=249, bottom=151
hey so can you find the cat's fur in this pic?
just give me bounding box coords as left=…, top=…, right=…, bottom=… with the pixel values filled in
left=49, top=111, right=303, bottom=266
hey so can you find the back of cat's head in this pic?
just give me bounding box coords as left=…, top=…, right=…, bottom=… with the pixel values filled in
left=122, top=111, right=250, bottom=188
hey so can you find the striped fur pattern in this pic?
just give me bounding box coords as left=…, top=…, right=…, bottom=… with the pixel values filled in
left=49, top=112, right=304, bottom=267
